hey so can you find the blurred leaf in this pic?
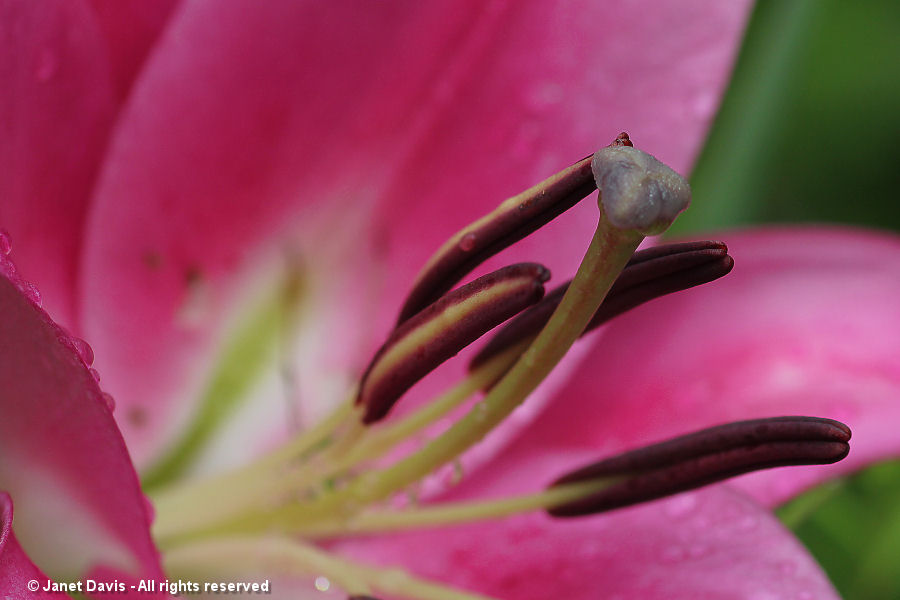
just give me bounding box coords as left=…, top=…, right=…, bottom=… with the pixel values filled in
left=674, top=0, right=900, bottom=235
left=778, top=460, right=900, bottom=600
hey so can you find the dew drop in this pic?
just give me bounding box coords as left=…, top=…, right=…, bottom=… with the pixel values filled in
left=89, top=368, right=101, bottom=383
left=313, top=576, right=330, bottom=592
left=0, top=230, right=11, bottom=255
left=34, top=48, right=58, bottom=82
left=102, top=392, right=116, bottom=412
left=22, top=281, right=42, bottom=306
left=71, top=337, right=95, bottom=366
left=458, top=232, right=477, bottom=252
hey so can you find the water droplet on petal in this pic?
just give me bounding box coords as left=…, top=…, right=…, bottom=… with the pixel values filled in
left=102, top=392, right=116, bottom=412
left=0, top=231, right=11, bottom=255
left=71, top=337, right=95, bottom=366
left=313, top=576, right=330, bottom=592
left=34, top=48, right=58, bottom=82
left=89, top=368, right=101, bottom=383
left=458, top=232, right=477, bottom=252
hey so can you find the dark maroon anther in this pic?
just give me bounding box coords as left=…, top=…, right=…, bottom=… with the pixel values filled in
left=548, top=417, right=851, bottom=517
left=358, top=263, right=550, bottom=424
left=590, top=241, right=733, bottom=326
left=348, top=596, right=381, bottom=600
left=395, top=156, right=594, bottom=325
left=469, top=241, right=733, bottom=370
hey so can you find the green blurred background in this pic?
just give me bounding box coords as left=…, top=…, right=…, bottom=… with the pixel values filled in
left=676, top=1, right=900, bottom=597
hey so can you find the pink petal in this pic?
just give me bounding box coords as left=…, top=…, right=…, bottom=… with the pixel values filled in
left=335, top=486, right=838, bottom=600
left=80, top=0, right=750, bottom=471
left=0, top=0, right=117, bottom=328
left=0, top=257, right=160, bottom=581
left=87, top=0, right=180, bottom=102
left=0, top=494, right=63, bottom=599
left=475, top=227, right=900, bottom=506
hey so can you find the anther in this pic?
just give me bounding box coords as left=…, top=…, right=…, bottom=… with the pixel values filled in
left=395, top=156, right=594, bottom=324
left=470, top=241, right=733, bottom=370
left=358, top=263, right=550, bottom=423
left=548, top=417, right=851, bottom=517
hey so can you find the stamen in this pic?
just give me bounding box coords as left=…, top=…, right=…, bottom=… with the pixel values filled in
left=309, top=142, right=692, bottom=510
left=358, top=263, right=550, bottom=423
left=396, top=156, right=594, bottom=324
left=548, top=416, right=851, bottom=517
left=470, top=241, right=733, bottom=370
left=151, top=140, right=696, bottom=543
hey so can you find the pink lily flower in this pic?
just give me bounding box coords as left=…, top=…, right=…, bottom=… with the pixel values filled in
left=2, top=1, right=898, bottom=599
